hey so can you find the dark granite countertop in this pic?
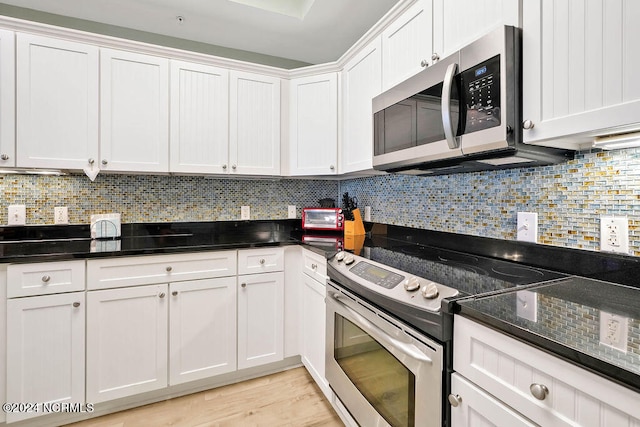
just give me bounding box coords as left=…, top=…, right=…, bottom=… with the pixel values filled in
left=456, top=277, right=640, bottom=393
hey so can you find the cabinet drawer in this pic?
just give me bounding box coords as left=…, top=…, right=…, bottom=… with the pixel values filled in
left=301, top=248, right=327, bottom=283
left=87, top=251, right=237, bottom=290
left=454, top=315, right=640, bottom=426
left=237, top=247, right=284, bottom=275
left=7, top=260, right=85, bottom=297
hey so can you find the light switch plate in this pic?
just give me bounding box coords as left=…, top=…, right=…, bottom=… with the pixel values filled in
left=241, top=205, right=251, bottom=220
left=516, top=290, right=538, bottom=322
left=600, top=216, right=629, bottom=254
left=8, top=205, right=26, bottom=225
left=287, top=205, right=296, bottom=219
left=517, top=212, right=538, bottom=243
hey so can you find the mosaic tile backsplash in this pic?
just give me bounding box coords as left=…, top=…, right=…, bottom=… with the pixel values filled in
left=1, top=147, right=639, bottom=256
left=340, top=148, right=640, bottom=256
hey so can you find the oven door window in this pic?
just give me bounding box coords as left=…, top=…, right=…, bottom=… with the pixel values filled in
left=334, top=314, right=416, bottom=427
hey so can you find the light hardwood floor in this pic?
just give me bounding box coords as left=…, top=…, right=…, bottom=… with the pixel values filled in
left=65, top=367, right=343, bottom=427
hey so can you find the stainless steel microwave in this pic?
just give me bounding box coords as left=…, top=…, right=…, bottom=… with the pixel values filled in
left=372, top=26, right=572, bottom=175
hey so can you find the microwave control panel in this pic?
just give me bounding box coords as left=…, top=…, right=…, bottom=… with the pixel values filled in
left=461, top=54, right=501, bottom=134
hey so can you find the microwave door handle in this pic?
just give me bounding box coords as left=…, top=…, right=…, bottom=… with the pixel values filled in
left=441, top=62, right=459, bottom=149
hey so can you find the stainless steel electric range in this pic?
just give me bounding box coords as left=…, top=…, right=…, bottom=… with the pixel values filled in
left=325, top=241, right=568, bottom=427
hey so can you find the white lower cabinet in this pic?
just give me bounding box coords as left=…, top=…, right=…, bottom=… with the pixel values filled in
left=169, top=278, right=237, bottom=385
left=6, top=292, right=85, bottom=423
left=237, top=271, right=284, bottom=369
left=453, top=315, right=640, bottom=427
left=86, top=284, right=168, bottom=404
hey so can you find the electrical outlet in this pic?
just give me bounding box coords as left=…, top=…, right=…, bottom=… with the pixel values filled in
left=288, top=205, right=296, bottom=219
left=8, top=205, right=26, bottom=225
left=600, top=216, right=629, bottom=254
left=516, top=212, right=538, bottom=243
left=599, top=311, right=628, bottom=353
left=241, top=205, right=251, bottom=220
left=54, top=206, right=69, bottom=224
left=516, top=290, right=538, bottom=322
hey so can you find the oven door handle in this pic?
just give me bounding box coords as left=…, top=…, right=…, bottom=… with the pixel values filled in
left=329, top=291, right=433, bottom=364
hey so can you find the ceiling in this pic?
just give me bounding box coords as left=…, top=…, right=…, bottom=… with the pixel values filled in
left=0, top=0, right=399, bottom=65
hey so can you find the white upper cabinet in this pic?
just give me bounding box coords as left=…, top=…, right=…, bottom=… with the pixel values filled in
left=170, top=60, right=229, bottom=174
left=16, top=33, right=99, bottom=170
left=522, top=0, right=640, bottom=147
left=289, top=72, right=338, bottom=175
left=341, top=37, right=382, bottom=174
left=381, top=0, right=434, bottom=91
left=100, top=49, right=169, bottom=172
left=433, top=0, right=521, bottom=61
left=0, top=29, right=14, bottom=168
left=229, top=71, right=281, bottom=176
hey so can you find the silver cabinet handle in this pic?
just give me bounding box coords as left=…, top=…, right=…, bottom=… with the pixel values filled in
left=232, top=164, right=237, bottom=170
left=530, top=383, right=549, bottom=400
left=431, top=53, right=440, bottom=62
left=448, top=394, right=462, bottom=407
left=42, top=275, right=51, bottom=283
left=73, top=302, right=81, bottom=308
left=311, top=263, right=317, bottom=270
left=259, top=259, right=266, bottom=265
left=88, top=158, right=95, bottom=165
left=101, top=159, right=108, bottom=165
left=523, top=120, right=535, bottom=130
left=159, top=292, right=166, bottom=298
left=172, top=291, right=178, bottom=296
left=166, top=266, right=172, bottom=272
left=330, top=165, right=335, bottom=171
left=442, top=62, right=460, bottom=149
left=222, top=164, right=227, bottom=170
left=241, top=283, right=247, bottom=288
left=1, top=154, right=9, bottom=161
left=420, top=59, right=429, bottom=67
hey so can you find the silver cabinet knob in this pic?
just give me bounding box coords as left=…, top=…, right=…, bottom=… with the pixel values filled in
left=431, top=53, right=440, bottom=62
left=448, top=394, right=462, bottom=407
left=241, top=283, right=247, bottom=288
left=259, top=258, right=266, bottom=265
left=232, top=164, right=237, bottom=170
left=166, top=266, right=172, bottom=272
left=73, top=302, right=81, bottom=308
left=330, top=165, right=335, bottom=171
left=311, top=263, right=317, bottom=270
left=523, top=120, right=535, bottom=130
left=101, top=159, right=108, bottom=165
left=172, top=291, right=178, bottom=296
left=529, top=383, right=549, bottom=400
left=1, top=154, right=9, bottom=161
left=222, top=164, right=227, bottom=170
left=88, top=158, right=95, bottom=165
left=42, top=275, right=51, bottom=283
left=420, top=59, right=429, bottom=67
left=159, top=292, right=166, bottom=298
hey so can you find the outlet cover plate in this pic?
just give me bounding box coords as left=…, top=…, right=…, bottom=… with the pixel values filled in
left=241, top=205, right=251, bottom=220
left=599, top=310, right=628, bottom=352
left=600, top=216, right=629, bottom=254
left=287, top=205, right=296, bottom=219
left=517, top=212, right=538, bottom=243
left=8, top=205, right=26, bottom=225
left=516, top=290, right=538, bottom=322
left=54, top=206, right=69, bottom=224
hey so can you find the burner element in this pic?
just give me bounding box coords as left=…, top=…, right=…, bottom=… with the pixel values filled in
left=491, top=265, right=546, bottom=279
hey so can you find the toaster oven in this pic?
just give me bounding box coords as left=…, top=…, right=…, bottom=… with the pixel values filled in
left=302, top=208, right=344, bottom=231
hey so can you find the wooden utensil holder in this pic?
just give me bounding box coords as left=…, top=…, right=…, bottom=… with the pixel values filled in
left=344, top=208, right=365, bottom=237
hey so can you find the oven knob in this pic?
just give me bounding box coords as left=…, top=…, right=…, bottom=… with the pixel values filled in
left=344, top=254, right=355, bottom=265
left=335, top=251, right=346, bottom=262
left=403, top=276, right=420, bottom=291
left=422, top=282, right=439, bottom=299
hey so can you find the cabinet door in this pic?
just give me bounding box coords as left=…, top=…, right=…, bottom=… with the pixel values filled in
left=169, top=278, right=237, bottom=385
left=6, top=293, right=85, bottom=423
left=522, top=0, right=640, bottom=146
left=170, top=60, right=229, bottom=174
left=100, top=48, right=169, bottom=172
left=289, top=73, right=338, bottom=175
left=301, top=274, right=330, bottom=398
left=237, top=272, right=284, bottom=369
left=87, top=284, right=168, bottom=403
left=230, top=71, right=280, bottom=175
left=450, top=374, right=536, bottom=427
left=0, top=30, right=14, bottom=168
left=341, top=37, right=382, bottom=174
left=433, top=0, right=520, bottom=61
left=381, top=0, right=434, bottom=91
left=16, top=33, right=99, bottom=170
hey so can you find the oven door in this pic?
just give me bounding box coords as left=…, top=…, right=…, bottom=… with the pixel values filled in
left=326, top=283, right=443, bottom=427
